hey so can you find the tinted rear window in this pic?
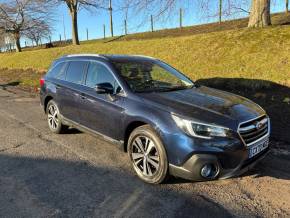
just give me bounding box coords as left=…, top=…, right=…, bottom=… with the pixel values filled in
left=66, top=61, right=86, bottom=84
left=47, top=62, right=67, bottom=80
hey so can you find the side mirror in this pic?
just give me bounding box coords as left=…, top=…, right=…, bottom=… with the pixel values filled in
left=95, top=83, right=114, bottom=94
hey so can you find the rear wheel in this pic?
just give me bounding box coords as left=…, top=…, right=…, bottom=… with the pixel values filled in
left=46, top=100, right=67, bottom=134
left=128, top=125, right=168, bottom=184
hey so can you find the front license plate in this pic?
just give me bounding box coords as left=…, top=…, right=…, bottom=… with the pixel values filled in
left=249, top=138, right=269, bottom=158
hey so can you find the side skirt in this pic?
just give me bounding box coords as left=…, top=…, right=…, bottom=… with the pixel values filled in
left=61, top=116, right=125, bottom=151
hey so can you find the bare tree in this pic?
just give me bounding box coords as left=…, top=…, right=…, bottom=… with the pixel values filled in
left=125, top=0, right=249, bottom=30
left=119, top=0, right=181, bottom=32
left=197, top=0, right=271, bottom=28
left=286, top=0, right=289, bottom=13
left=198, top=0, right=250, bottom=23
left=123, top=0, right=178, bottom=19
left=24, top=20, right=51, bottom=46
left=55, top=0, right=105, bottom=45
left=0, top=0, right=54, bottom=52
left=0, top=28, right=5, bottom=52
left=0, top=32, right=15, bottom=52
left=248, top=0, right=271, bottom=27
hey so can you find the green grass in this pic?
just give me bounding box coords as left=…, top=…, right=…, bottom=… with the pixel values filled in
left=0, top=14, right=290, bottom=89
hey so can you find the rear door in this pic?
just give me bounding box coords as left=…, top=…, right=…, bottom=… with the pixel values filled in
left=44, top=62, right=68, bottom=108
left=60, top=61, right=87, bottom=123
left=78, top=61, right=125, bottom=140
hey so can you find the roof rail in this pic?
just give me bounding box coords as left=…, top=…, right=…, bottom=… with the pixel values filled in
left=61, top=54, right=157, bottom=60
left=61, top=54, right=108, bottom=59
left=131, top=55, right=156, bottom=59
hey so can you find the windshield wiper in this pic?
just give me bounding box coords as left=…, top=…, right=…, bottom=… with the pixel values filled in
left=134, top=85, right=194, bottom=93
left=157, top=85, right=193, bottom=92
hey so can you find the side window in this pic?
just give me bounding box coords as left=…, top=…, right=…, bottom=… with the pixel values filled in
left=86, top=62, right=119, bottom=91
left=47, top=62, right=67, bottom=80
left=66, top=61, right=86, bottom=84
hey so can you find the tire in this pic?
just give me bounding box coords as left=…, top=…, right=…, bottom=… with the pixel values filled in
left=128, top=125, right=168, bottom=184
left=46, top=100, right=67, bottom=134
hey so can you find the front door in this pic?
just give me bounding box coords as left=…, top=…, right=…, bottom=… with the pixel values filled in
left=78, top=61, right=125, bottom=141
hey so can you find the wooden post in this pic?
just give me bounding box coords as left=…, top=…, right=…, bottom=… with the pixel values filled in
left=86, top=28, right=89, bottom=40
left=63, top=14, right=66, bottom=41
left=109, top=0, right=114, bottom=37
left=179, top=8, right=183, bottom=28
left=103, top=24, right=106, bottom=39
left=151, top=15, right=154, bottom=32
left=124, top=19, right=127, bottom=35
left=219, top=0, right=222, bottom=24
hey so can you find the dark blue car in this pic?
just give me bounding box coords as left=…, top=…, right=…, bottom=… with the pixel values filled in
left=40, top=54, right=270, bottom=184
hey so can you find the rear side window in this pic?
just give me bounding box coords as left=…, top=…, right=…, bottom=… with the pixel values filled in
left=86, top=62, right=116, bottom=88
left=47, top=62, right=67, bottom=80
left=66, top=61, right=87, bottom=84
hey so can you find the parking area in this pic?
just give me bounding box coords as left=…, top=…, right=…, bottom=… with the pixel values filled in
left=0, top=86, right=289, bottom=217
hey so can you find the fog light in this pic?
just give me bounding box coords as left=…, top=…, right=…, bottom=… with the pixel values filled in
left=200, top=164, right=218, bottom=179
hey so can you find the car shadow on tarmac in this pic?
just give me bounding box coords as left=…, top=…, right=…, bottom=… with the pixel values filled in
left=63, top=127, right=83, bottom=135
left=246, top=149, right=290, bottom=181
left=0, top=81, right=20, bottom=90
left=0, top=154, right=235, bottom=218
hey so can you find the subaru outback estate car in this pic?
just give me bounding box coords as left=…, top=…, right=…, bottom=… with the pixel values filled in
left=40, top=54, right=270, bottom=184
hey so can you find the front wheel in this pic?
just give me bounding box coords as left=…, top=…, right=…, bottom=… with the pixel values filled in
left=46, top=100, right=67, bottom=134
left=128, top=125, right=168, bottom=184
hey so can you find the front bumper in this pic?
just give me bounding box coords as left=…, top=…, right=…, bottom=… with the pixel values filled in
left=169, top=145, right=269, bottom=181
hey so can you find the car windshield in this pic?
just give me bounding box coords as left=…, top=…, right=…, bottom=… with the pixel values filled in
left=112, top=59, right=194, bottom=93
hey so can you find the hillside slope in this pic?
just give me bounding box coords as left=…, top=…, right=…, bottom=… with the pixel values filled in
left=0, top=25, right=289, bottom=88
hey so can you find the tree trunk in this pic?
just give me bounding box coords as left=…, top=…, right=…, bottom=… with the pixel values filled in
left=14, top=32, right=21, bottom=52
left=109, top=0, right=113, bottom=37
left=71, top=10, right=80, bottom=45
left=286, top=0, right=289, bottom=13
left=248, top=0, right=271, bottom=27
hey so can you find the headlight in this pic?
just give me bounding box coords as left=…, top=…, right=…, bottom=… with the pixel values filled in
left=171, top=114, right=229, bottom=139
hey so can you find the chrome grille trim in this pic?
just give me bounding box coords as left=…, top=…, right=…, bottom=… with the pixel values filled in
left=238, top=115, right=270, bottom=147
left=239, top=117, right=268, bottom=132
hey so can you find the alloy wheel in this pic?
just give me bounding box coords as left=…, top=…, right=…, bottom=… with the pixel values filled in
left=131, top=136, right=160, bottom=176
left=48, top=104, right=59, bottom=130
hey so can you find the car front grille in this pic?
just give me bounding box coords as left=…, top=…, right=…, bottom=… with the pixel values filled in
left=238, top=115, right=269, bottom=146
